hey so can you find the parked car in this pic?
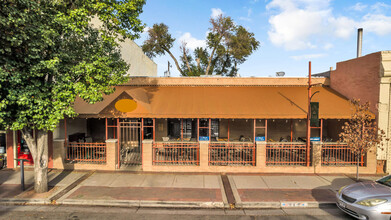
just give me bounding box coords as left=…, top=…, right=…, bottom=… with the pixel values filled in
left=336, top=175, right=391, bottom=220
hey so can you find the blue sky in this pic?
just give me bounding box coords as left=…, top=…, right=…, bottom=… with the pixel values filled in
left=134, top=0, right=391, bottom=77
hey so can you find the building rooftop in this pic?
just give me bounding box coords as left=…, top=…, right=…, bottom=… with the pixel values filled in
left=122, top=76, right=329, bottom=87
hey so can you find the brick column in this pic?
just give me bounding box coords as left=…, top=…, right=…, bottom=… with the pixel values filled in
left=256, top=141, right=266, bottom=169
left=312, top=142, right=322, bottom=173
left=142, top=140, right=153, bottom=171
left=199, top=141, right=209, bottom=169
left=105, top=139, right=118, bottom=170
left=53, top=139, right=65, bottom=169
left=6, top=130, right=14, bottom=168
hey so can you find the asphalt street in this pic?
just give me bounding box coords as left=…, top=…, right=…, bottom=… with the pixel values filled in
left=0, top=205, right=354, bottom=220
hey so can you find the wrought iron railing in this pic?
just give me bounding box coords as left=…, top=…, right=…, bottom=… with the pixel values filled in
left=321, top=143, right=365, bottom=166
left=266, top=142, right=307, bottom=166
left=65, top=142, right=106, bottom=164
left=209, top=142, right=256, bottom=166
left=153, top=142, right=199, bottom=165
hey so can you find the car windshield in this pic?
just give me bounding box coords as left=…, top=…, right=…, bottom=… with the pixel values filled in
left=376, top=175, right=391, bottom=187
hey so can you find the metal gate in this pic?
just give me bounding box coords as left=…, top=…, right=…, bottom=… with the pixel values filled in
left=119, top=120, right=142, bottom=167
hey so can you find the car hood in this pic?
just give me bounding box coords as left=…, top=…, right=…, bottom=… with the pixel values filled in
left=343, top=181, right=391, bottom=200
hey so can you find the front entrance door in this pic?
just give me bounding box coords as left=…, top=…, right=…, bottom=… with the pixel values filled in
left=119, top=119, right=141, bottom=168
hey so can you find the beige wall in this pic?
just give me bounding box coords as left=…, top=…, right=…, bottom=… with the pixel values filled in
left=119, top=39, right=157, bottom=77
left=90, top=17, right=157, bottom=77
left=380, top=51, right=391, bottom=172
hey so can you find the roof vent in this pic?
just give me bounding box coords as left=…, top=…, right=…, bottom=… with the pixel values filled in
left=276, top=71, right=285, bottom=77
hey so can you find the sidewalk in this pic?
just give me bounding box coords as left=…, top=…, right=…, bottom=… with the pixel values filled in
left=0, top=169, right=383, bottom=209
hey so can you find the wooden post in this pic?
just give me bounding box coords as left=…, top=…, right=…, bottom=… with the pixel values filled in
left=105, top=118, right=108, bottom=140
left=307, top=61, right=312, bottom=167
left=117, top=118, right=120, bottom=169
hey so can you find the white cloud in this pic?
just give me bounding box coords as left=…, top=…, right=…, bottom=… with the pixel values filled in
left=211, top=8, right=224, bottom=19
left=370, top=2, right=391, bottom=14
left=350, top=3, right=367, bottom=11
left=361, top=14, right=391, bottom=36
left=323, top=43, right=333, bottom=50
left=266, top=0, right=391, bottom=50
left=328, top=16, right=356, bottom=39
left=240, top=8, right=253, bottom=22
left=267, top=1, right=329, bottom=50
left=290, top=53, right=326, bottom=60
left=179, top=32, right=206, bottom=50
left=247, top=8, right=253, bottom=17
left=143, top=26, right=151, bottom=33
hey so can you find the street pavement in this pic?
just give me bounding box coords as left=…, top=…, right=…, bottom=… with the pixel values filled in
left=0, top=169, right=383, bottom=210
left=0, top=205, right=354, bottom=219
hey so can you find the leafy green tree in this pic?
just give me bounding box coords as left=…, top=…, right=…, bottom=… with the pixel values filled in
left=142, top=15, right=260, bottom=76
left=0, top=0, right=145, bottom=193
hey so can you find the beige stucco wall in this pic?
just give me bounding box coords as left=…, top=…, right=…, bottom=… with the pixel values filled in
left=90, top=18, right=157, bottom=77
left=119, top=39, right=157, bottom=77
left=379, top=51, right=391, bottom=172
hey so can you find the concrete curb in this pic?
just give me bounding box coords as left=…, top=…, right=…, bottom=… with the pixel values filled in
left=0, top=198, right=51, bottom=205
left=0, top=197, right=334, bottom=210
left=236, top=201, right=336, bottom=209
left=57, top=199, right=225, bottom=208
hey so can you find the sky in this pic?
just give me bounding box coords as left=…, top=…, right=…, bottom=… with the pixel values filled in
left=134, top=0, right=391, bottom=77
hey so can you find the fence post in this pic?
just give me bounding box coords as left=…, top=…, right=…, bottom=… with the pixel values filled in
left=52, top=139, right=65, bottom=169
left=142, top=140, right=153, bottom=171
left=105, top=139, right=117, bottom=170
left=256, top=141, right=266, bottom=169
left=312, top=142, right=322, bottom=173
left=199, top=141, right=209, bottom=170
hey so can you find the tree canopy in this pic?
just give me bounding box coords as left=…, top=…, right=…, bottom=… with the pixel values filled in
left=0, top=0, right=145, bottom=192
left=142, top=15, right=259, bottom=76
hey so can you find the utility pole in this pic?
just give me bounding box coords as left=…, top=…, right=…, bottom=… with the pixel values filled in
left=306, top=61, right=311, bottom=167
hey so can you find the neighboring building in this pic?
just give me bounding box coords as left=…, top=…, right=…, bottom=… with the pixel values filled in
left=6, top=77, right=377, bottom=174
left=91, top=17, right=157, bottom=77
left=329, top=51, right=391, bottom=173
left=118, top=39, right=157, bottom=77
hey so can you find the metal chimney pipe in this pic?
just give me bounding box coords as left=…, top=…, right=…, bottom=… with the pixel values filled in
left=357, top=28, right=363, bottom=57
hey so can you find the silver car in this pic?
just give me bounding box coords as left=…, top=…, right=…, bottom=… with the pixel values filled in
left=336, top=175, right=391, bottom=220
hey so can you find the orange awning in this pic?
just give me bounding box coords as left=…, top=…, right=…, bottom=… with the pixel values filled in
left=74, top=86, right=353, bottom=119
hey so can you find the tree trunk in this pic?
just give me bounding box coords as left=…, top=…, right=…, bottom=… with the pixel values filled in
left=165, top=49, right=184, bottom=76
left=21, top=128, right=48, bottom=193
left=356, top=153, right=359, bottom=181
left=205, top=46, right=218, bottom=76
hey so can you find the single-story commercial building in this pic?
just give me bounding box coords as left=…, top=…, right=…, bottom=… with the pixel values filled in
left=3, top=77, right=377, bottom=174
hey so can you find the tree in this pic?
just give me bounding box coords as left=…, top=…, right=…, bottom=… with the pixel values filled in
left=0, top=0, right=145, bottom=193
left=339, top=99, right=386, bottom=181
left=142, top=14, right=259, bottom=76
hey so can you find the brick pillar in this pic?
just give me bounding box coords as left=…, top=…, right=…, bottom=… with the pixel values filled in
left=53, top=139, right=65, bottom=169
left=142, top=140, right=153, bottom=171
left=6, top=130, right=14, bottom=168
left=199, top=141, right=209, bottom=169
left=312, top=142, right=322, bottom=173
left=365, top=146, right=377, bottom=173
left=105, top=139, right=118, bottom=170
left=256, top=141, right=266, bottom=169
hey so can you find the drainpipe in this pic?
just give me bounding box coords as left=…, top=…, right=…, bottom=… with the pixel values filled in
left=357, top=28, right=363, bottom=58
